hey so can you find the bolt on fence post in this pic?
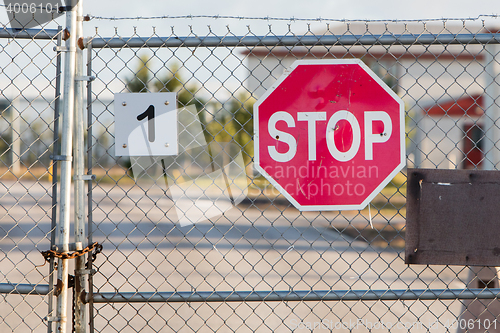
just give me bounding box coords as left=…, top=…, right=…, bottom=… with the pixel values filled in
left=55, top=1, right=79, bottom=333
left=73, top=0, right=87, bottom=332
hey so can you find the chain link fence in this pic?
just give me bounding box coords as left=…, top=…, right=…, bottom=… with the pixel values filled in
left=3, top=15, right=500, bottom=333
left=84, top=20, right=500, bottom=332
left=0, top=21, right=62, bottom=332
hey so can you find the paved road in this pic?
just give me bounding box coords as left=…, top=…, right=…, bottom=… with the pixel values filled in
left=0, top=180, right=471, bottom=332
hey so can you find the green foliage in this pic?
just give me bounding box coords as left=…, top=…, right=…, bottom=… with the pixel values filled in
left=154, top=63, right=205, bottom=113
left=205, top=93, right=255, bottom=167
left=126, top=55, right=152, bottom=93
left=124, top=55, right=256, bottom=176
left=126, top=55, right=205, bottom=112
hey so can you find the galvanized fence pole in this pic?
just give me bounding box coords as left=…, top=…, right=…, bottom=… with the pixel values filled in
left=85, top=43, right=95, bottom=333
left=47, top=26, right=64, bottom=333
left=483, top=42, right=500, bottom=170
left=54, top=1, right=80, bottom=332
left=73, top=0, right=87, bottom=331
left=478, top=35, right=500, bottom=323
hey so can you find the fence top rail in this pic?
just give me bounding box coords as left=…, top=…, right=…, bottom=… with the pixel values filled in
left=0, top=27, right=61, bottom=40
left=84, top=33, right=500, bottom=49
left=2, top=28, right=499, bottom=46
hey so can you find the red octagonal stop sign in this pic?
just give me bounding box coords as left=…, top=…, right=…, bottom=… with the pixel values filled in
left=254, top=59, right=405, bottom=211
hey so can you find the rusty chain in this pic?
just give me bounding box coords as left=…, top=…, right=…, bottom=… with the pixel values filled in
left=86, top=242, right=103, bottom=269
left=39, top=241, right=103, bottom=268
left=41, top=242, right=102, bottom=333
left=39, top=242, right=102, bottom=333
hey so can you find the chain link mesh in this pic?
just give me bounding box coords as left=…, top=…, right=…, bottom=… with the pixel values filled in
left=3, top=15, right=500, bottom=333
left=0, top=17, right=62, bottom=332
left=83, top=19, right=500, bottom=332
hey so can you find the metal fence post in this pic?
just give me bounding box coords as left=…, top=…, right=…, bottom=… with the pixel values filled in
left=476, top=38, right=500, bottom=333
left=73, top=0, right=87, bottom=331
left=55, top=1, right=79, bottom=332
left=483, top=42, right=500, bottom=170
left=47, top=26, right=64, bottom=333
left=85, top=43, right=95, bottom=333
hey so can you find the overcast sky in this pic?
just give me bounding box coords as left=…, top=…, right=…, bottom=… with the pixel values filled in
left=1, top=0, right=499, bottom=101
left=78, top=0, right=500, bottom=36
left=85, top=0, right=499, bottom=21
left=1, top=0, right=500, bottom=35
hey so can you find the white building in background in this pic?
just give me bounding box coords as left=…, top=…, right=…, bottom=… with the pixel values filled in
left=243, top=22, right=493, bottom=169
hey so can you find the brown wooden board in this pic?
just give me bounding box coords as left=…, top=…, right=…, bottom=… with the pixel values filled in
left=406, top=168, right=500, bottom=266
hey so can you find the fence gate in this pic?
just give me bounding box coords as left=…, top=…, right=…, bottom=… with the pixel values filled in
left=4, top=14, right=500, bottom=333
left=82, top=20, right=500, bottom=333
left=0, top=25, right=63, bottom=332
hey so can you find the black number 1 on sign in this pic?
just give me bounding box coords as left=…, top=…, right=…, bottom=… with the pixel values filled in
left=137, top=105, right=155, bottom=142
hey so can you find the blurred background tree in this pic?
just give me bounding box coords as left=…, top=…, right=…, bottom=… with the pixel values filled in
left=126, top=55, right=205, bottom=112
left=205, top=93, right=254, bottom=170
left=126, top=54, right=151, bottom=93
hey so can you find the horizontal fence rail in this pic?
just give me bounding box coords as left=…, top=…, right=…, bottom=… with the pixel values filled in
left=85, top=33, right=500, bottom=48
left=5, top=284, right=500, bottom=302
left=0, top=283, right=51, bottom=295
left=0, top=28, right=61, bottom=39
left=91, top=289, right=500, bottom=303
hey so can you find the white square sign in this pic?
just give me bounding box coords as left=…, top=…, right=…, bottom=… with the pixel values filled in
left=114, top=92, right=178, bottom=156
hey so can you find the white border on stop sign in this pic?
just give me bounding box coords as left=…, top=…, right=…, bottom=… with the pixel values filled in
left=253, top=59, right=406, bottom=211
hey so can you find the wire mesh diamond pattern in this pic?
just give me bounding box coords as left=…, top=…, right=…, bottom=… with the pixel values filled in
left=4, top=16, right=500, bottom=333
left=0, top=22, right=61, bottom=332
left=82, top=20, right=500, bottom=333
